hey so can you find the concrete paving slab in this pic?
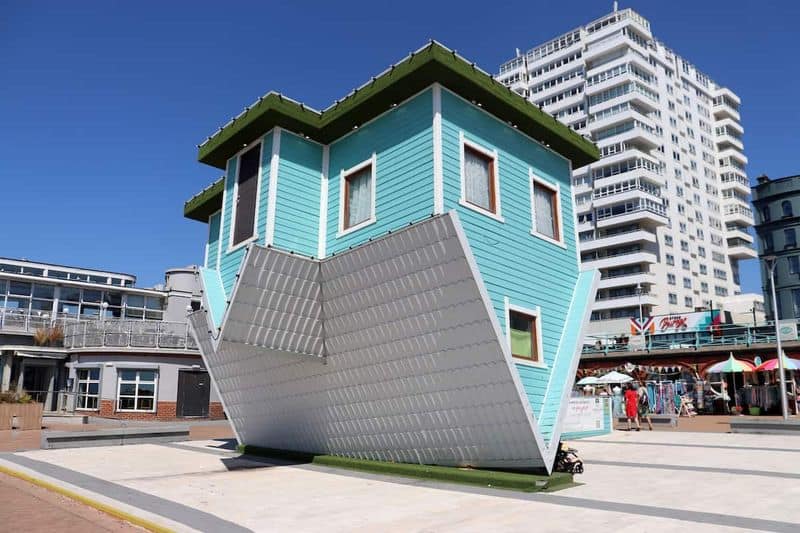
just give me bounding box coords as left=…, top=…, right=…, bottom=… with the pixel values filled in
left=3, top=431, right=800, bottom=532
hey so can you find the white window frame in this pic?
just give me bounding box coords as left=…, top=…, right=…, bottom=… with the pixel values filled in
left=504, top=298, right=546, bottom=368
left=227, top=139, right=263, bottom=253
left=337, top=153, right=377, bottom=237
left=459, top=132, right=504, bottom=222
left=116, top=369, right=158, bottom=413
left=529, top=170, right=565, bottom=248
left=75, top=367, right=101, bottom=411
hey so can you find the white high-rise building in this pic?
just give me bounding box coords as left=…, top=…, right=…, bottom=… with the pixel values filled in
left=498, top=7, right=757, bottom=335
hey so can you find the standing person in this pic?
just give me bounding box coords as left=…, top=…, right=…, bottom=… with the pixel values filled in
left=624, top=384, right=640, bottom=431
left=637, top=382, right=654, bottom=431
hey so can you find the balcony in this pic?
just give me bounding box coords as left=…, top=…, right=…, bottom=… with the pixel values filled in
left=580, top=228, right=657, bottom=251
left=723, top=205, right=755, bottom=225
left=595, top=201, right=667, bottom=229
left=592, top=292, right=658, bottom=311
left=582, top=250, right=658, bottom=271
left=597, top=271, right=656, bottom=290
left=592, top=181, right=661, bottom=209
left=718, top=147, right=748, bottom=166
left=595, top=122, right=660, bottom=150
left=727, top=238, right=758, bottom=260
left=720, top=172, right=751, bottom=196
left=725, top=227, right=754, bottom=244
left=716, top=132, right=744, bottom=152
left=0, top=307, right=197, bottom=352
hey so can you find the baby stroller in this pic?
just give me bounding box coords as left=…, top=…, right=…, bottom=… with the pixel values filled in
left=554, top=441, right=584, bottom=474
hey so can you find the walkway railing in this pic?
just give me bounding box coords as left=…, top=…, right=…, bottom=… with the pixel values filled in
left=583, top=322, right=783, bottom=355
left=0, top=307, right=197, bottom=351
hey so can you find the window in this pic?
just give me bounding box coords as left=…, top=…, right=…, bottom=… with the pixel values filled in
left=680, top=240, right=689, bottom=252
left=531, top=175, right=561, bottom=243
left=124, top=295, right=164, bottom=320
left=761, top=206, right=771, bottom=223
left=664, top=235, right=673, bottom=246
left=667, top=273, right=676, bottom=285
left=666, top=254, right=675, bottom=266
left=682, top=259, right=690, bottom=270
left=231, top=143, right=261, bottom=247
left=342, top=157, right=376, bottom=231
left=685, top=296, right=693, bottom=308
left=793, top=289, right=800, bottom=318
left=669, top=293, right=678, bottom=305
left=785, top=228, right=797, bottom=248
left=117, top=369, right=157, bottom=412
left=700, top=264, right=708, bottom=275
left=783, top=200, right=793, bottom=218
left=462, top=140, right=498, bottom=216
left=683, top=277, right=692, bottom=289
left=763, top=233, right=774, bottom=252
left=698, top=246, right=706, bottom=258
left=701, top=282, right=709, bottom=293
left=789, top=256, right=800, bottom=275
left=75, top=368, right=100, bottom=410
left=508, top=308, right=541, bottom=363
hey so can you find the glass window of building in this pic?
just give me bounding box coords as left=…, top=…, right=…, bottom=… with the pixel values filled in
left=789, top=256, right=800, bottom=275
left=117, top=369, right=157, bottom=412
left=76, top=368, right=100, bottom=410
left=343, top=162, right=375, bottom=230
left=782, top=200, right=793, bottom=218
left=463, top=144, right=497, bottom=214
left=232, top=143, right=261, bottom=246
left=785, top=228, right=797, bottom=248
left=508, top=310, right=540, bottom=363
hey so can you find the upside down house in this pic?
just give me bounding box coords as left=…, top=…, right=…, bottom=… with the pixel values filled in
left=184, top=42, right=600, bottom=473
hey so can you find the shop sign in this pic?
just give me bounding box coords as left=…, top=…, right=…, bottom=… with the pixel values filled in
left=630, top=310, right=723, bottom=335
left=778, top=320, right=798, bottom=341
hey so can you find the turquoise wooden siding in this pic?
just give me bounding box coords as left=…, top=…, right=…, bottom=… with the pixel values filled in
left=205, top=211, right=221, bottom=269
left=273, top=132, right=322, bottom=257
left=200, top=267, right=226, bottom=328
left=440, top=88, right=578, bottom=420
left=326, top=89, right=434, bottom=254
left=256, top=131, right=274, bottom=245
left=538, top=270, right=596, bottom=442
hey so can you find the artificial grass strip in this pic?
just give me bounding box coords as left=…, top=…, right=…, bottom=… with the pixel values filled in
left=238, top=444, right=572, bottom=493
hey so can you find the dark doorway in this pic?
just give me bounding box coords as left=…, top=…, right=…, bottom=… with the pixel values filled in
left=177, top=370, right=210, bottom=417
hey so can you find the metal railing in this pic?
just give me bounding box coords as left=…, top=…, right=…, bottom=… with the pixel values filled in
left=0, top=307, right=197, bottom=351
left=582, top=322, right=784, bottom=355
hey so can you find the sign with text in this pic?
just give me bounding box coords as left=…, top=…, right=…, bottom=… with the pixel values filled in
left=563, top=397, right=606, bottom=433
left=630, top=310, right=723, bottom=336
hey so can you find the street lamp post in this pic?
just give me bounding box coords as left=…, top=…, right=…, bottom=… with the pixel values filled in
left=764, top=255, right=789, bottom=420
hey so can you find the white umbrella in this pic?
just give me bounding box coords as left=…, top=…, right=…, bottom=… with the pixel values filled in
left=596, top=370, right=634, bottom=384
left=577, top=376, right=600, bottom=385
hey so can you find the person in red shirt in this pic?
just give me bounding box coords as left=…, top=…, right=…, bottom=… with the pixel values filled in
left=624, top=384, right=640, bottom=431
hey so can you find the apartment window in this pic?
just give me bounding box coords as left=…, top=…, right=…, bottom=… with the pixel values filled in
left=679, top=222, right=687, bottom=234
left=761, top=206, right=771, bottom=223
left=782, top=200, right=793, bottom=218
left=685, top=296, right=693, bottom=308
left=666, top=254, right=675, bottom=266
left=667, top=273, right=676, bottom=285
left=342, top=156, right=376, bottom=232
left=531, top=174, right=561, bottom=243
left=669, top=293, right=678, bottom=305
left=124, top=295, right=164, bottom=320
left=664, top=235, right=673, bottom=246
left=75, top=368, right=100, bottom=410
left=508, top=308, right=541, bottom=364
left=462, top=140, right=498, bottom=215
left=231, top=143, right=261, bottom=247
left=700, top=264, right=708, bottom=275
left=680, top=240, right=689, bottom=252
left=793, top=289, right=800, bottom=318
left=701, top=282, right=709, bottom=293
left=117, top=369, right=157, bottom=412
left=682, top=259, right=690, bottom=270
left=763, top=233, right=774, bottom=252
left=789, top=256, right=800, bottom=275
left=698, top=246, right=706, bottom=258
left=786, top=228, right=797, bottom=249
left=683, top=277, right=692, bottom=289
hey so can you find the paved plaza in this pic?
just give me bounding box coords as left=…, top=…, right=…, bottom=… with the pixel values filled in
left=1, top=429, right=799, bottom=532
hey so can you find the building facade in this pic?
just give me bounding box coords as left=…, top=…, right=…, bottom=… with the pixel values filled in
left=185, top=42, right=600, bottom=472
left=0, top=258, right=223, bottom=420
left=497, top=7, right=758, bottom=336
left=752, top=174, right=800, bottom=320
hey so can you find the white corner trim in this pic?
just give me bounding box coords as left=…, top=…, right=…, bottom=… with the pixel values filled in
left=264, top=127, right=282, bottom=246
left=318, top=145, right=330, bottom=258
left=504, top=297, right=547, bottom=369
left=459, top=131, right=504, bottom=222
left=529, top=169, right=567, bottom=249
left=204, top=209, right=221, bottom=269
left=227, top=139, right=263, bottom=253
left=432, top=83, right=444, bottom=214
left=337, top=153, right=377, bottom=237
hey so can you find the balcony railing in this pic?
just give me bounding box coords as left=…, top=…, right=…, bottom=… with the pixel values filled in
left=0, top=307, right=197, bottom=351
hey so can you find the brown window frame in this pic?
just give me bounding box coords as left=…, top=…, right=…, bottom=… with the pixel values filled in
left=532, top=178, right=561, bottom=243
left=463, top=144, right=497, bottom=214
left=342, top=162, right=374, bottom=231
left=509, top=309, right=540, bottom=363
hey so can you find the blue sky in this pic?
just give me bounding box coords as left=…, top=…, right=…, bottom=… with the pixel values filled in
left=2, top=1, right=797, bottom=292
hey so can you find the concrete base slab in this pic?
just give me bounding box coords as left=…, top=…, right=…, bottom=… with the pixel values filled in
left=730, top=416, right=800, bottom=435
left=43, top=427, right=189, bottom=449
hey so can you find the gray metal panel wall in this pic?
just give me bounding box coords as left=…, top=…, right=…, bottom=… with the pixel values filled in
left=191, top=214, right=546, bottom=468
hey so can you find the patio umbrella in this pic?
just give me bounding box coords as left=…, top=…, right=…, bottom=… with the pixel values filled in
left=706, top=354, right=754, bottom=408
left=755, top=355, right=800, bottom=372
left=577, top=376, right=600, bottom=386
left=596, top=371, right=633, bottom=384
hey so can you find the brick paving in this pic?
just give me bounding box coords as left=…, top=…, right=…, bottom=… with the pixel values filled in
left=0, top=471, right=141, bottom=532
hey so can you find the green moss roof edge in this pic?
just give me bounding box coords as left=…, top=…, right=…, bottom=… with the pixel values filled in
left=184, top=176, right=224, bottom=221
left=237, top=444, right=573, bottom=491
left=185, top=41, right=599, bottom=222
